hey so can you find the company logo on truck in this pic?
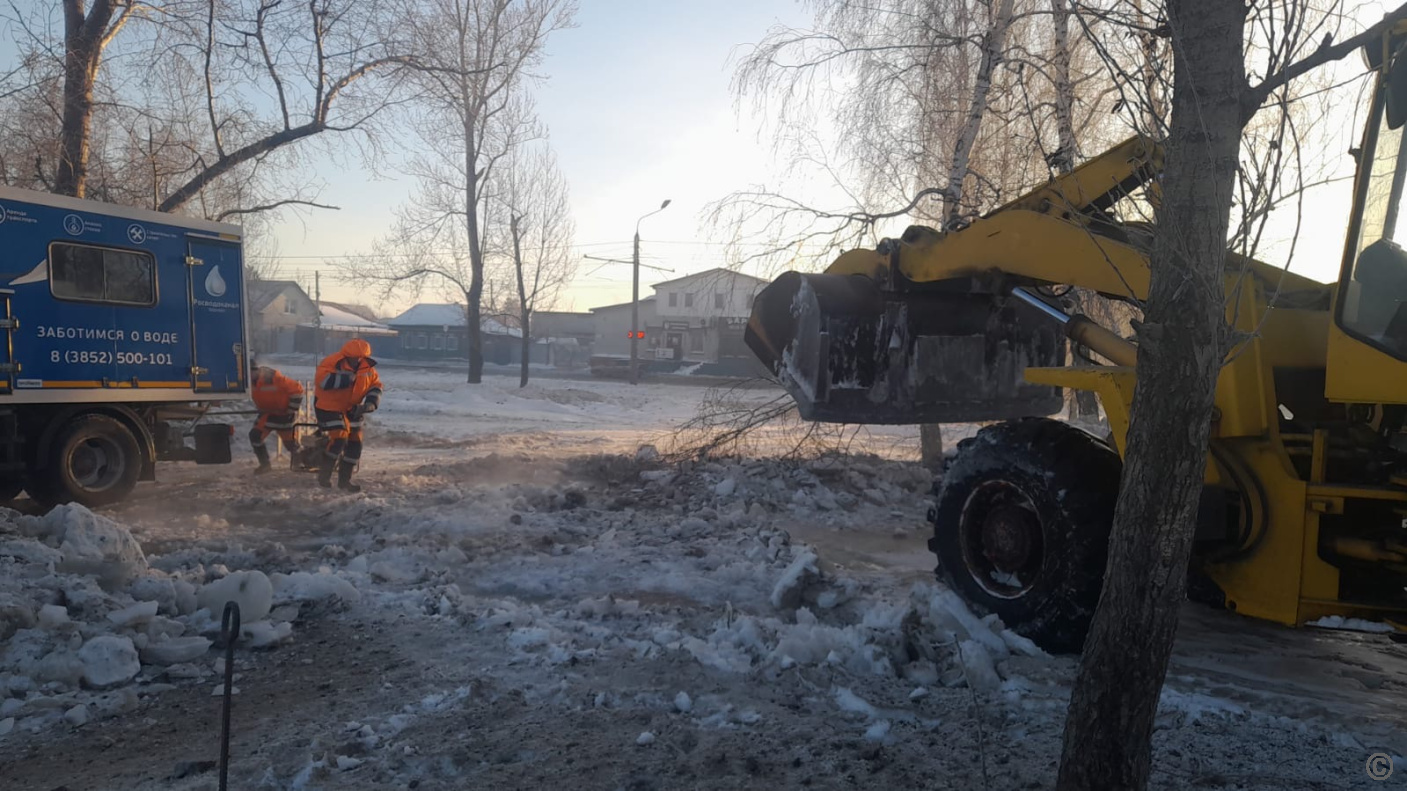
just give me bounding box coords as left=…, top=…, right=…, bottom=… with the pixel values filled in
left=205, top=266, right=227, bottom=297
left=63, top=214, right=84, bottom=236
left=0, top=204, right=7, bottom=224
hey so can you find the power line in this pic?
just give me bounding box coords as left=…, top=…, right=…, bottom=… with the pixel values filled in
left=254, top=237, right=784, bottom=261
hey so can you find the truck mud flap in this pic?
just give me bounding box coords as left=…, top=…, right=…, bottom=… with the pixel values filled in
left=744, top=272, right=1066, bottom=424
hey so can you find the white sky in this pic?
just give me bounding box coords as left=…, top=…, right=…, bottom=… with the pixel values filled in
left=267, top=0, right=812, bottom=315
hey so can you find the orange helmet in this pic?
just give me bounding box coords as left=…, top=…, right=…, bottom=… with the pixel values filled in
left=341, top=338, right=372, bottom=358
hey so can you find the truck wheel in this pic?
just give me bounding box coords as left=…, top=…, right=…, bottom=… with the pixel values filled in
left=36, top=415, right=142, bottom=508
left=928, top=418, right=1122, bottom=654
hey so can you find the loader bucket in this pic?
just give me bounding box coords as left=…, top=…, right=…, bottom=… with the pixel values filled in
left=745, top=272, right=1067, bottom=424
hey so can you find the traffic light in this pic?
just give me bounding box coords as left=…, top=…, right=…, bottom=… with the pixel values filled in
left=627, top=330, right=645, bottom=339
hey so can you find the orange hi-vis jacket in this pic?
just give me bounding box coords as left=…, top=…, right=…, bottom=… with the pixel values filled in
left=251, top=367, right=304, bottom=414
left=314, top=343, right=383, bottom=414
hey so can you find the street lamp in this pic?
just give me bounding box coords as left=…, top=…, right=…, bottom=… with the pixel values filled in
left=631, top=198, right=671, bottom=385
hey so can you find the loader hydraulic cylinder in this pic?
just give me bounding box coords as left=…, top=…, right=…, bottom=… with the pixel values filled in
left=1011, top=288, right=1138, bottom=368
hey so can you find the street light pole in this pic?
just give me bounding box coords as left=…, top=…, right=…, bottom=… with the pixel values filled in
left=631, top=199, right=671, bottom=385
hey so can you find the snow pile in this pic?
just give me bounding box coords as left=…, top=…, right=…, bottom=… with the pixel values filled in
left=0, top=504, right=358, bottom=736
left=1307, top=615, right=1397, bottom=634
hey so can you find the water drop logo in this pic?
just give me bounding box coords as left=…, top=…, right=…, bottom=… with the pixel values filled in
left=205, top=265, right=228, bottom=297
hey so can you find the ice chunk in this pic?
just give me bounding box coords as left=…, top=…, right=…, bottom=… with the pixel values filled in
left=0, top=717, right=13, bottom=736
left=335, top=755, right=363, bottom=771
left=240, top=621, right=293, bottom=649
left=674, top=691, right=692, bottom=713
left=37, top=605, right=70, bottom=629
left=63, top=704, right=89, bottom=727
left=140, top=637, right=212, bottom=665
left=956, top=639, right=1001, bottom=693
left=129, top=577, right=177, bottom=615
left=714, top=478, right=737, bottom=497
left=272, top=572, right=360, bottom=605
left=78, top=635, right=140, bottom=688
left=0, top=699, right=22, bottom=718
left=999, top=629, right=1047, bottom=658
left=35, top=650, right=85, bottom=687
left=107, top=600, right=159, bottom=628
left=833, top=687, right=877, bottom=719
left=635, top=731, right=656, bottom=746
left=196, top=571, right=273, bottom=623
left=863, top=720, right=891, bottom=742
left=46, top=504, right=148, bottom=583
left=926, top=588, right=1009, bottom=657
left=173, top=581, right=198, bottom=616
left=909, top=687, right=930, bottom=701
left=770, top=548, right=820, bottom=610
left=0, top=599, right=35, bottom=641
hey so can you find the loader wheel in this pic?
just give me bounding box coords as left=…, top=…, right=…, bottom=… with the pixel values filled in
left=33, top=415, right=141, bottom=509
left=929, top=418, right=1121, bottom=654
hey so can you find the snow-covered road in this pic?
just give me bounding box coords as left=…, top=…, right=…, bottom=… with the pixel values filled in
left=0, top=370, right=1403, bottom=790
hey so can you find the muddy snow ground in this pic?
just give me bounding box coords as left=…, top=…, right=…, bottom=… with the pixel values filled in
left=1, top=368, right=1405, bottom=790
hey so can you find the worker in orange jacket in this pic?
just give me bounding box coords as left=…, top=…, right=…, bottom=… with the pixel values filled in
left=313, top=338, right=383, bottom=492
left=249, top=359, right=305, bottom=474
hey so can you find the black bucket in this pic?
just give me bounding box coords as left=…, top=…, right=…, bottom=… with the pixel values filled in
left=745, top=272, right=1066, bottom=424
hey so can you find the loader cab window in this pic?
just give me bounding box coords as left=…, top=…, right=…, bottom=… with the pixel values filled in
left=1339, top=57, right=1407, bottom=359
left=49, top=242, right=156, bottom=306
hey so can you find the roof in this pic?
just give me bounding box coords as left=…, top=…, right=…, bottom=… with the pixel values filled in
left=247, top=280, right=307, bottom=313
left=589, top=296, right=657, bottom=313
left=300, top=304, right=390, bottom=332
left=649, top=267, right=767, bottom=290
left=385, top=303, right=523, bottom=337
left=320, top=301, right=381, bottom=322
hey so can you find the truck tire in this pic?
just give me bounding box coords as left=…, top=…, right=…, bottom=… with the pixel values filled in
left=928, top=418, right=1122, bottom=654
left=33, top=415, right=142, bottom=509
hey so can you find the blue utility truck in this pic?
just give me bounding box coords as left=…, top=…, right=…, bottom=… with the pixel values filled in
left=0, top=186, right=247, bottom=508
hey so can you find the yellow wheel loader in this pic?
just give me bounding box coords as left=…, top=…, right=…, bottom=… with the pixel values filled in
left=745, top=28, right=1407, bottom=653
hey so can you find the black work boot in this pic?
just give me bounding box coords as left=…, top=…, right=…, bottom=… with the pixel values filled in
left=253, top=444, right=272, bottom=475
left=337, top=460, right=361, bottom=493
left=317, top=453, right=336, bottom=488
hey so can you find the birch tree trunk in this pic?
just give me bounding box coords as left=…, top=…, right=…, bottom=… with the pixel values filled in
left=944, top=0, right=1016, bottom=228
left=1049, top=0, right=1078, bottom=175
left=55, top=0, right=120, bottom=197
left=1056, top=0, right=1244, bottom=787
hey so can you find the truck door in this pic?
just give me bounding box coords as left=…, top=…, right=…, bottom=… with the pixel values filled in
left=186, top=237, right=246, bottom=393
left=0, top=289, right=12, bottom=394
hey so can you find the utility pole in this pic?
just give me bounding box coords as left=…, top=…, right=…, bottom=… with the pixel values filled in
left=314, top=271, right=322, bottom=357
left=631, top=199, right=672, bottom=385
left=630, top=230, right=641, bottom=385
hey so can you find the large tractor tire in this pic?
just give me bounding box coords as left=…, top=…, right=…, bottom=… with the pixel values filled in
left=928, top=418, right=1122, bottom=654
left=31, top=415, right=142, bottom=509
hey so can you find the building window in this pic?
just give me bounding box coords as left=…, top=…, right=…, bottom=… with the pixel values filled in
left=684, top=292, right=694, bottom=308
left=447, top=334, right=459, bottom=351
left=690, top=331, right=704, bottom=353
left=431, top=334, right=444, bottom=350
left=49, top=242, right=155, bottom=306
left=714, top=292, right=725, bottom=309
left=416, top=332, right=428, bottom=349
left=283, top=299, right=296, bottom=314
left=668, top=292, right=678, bottom=307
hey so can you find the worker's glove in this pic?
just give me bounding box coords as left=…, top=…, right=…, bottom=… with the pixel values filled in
left=348, top=405, right=365, bottom=422
left=360, top=398, right=378, bottom=414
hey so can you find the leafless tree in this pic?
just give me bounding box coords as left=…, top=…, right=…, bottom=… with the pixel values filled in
left=501, top=139, right=576, bottom=387
left=1056, top=2, right=1406, bottom=789
left=719, top=0, right=1124, bottom=465
left=0, top=0, right=413, bottom=223
left=388, top=0, right=575, bottom=384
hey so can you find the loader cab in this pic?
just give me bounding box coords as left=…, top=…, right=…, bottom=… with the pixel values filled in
left=1329, top=32, right=1407, bottom=403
